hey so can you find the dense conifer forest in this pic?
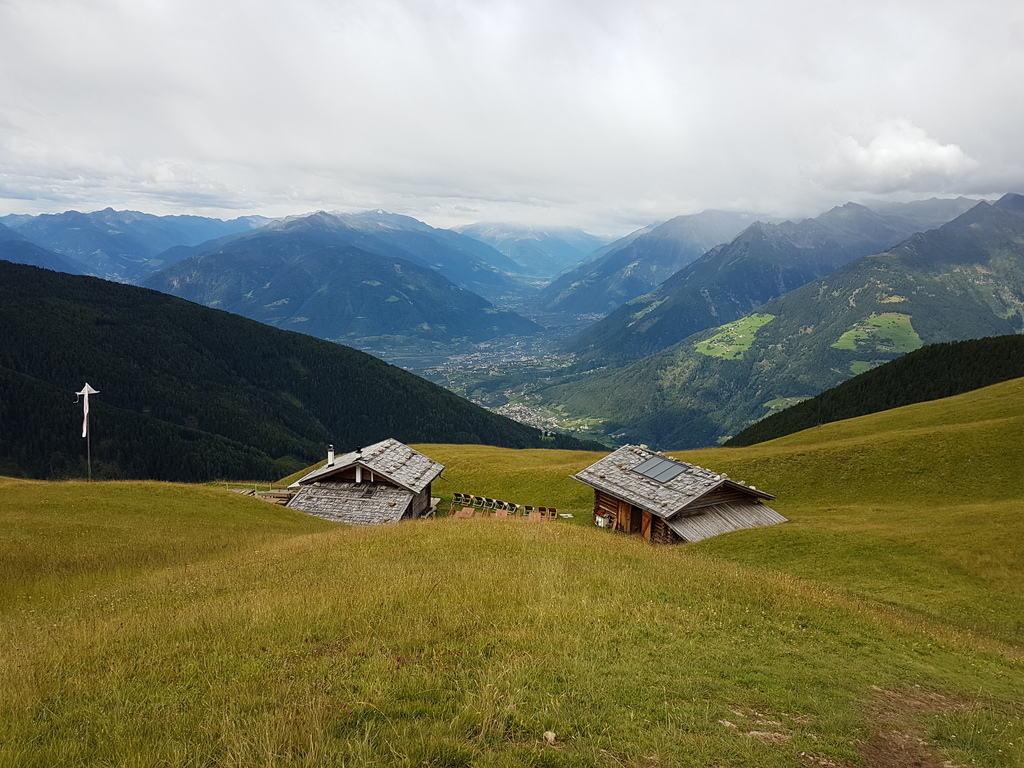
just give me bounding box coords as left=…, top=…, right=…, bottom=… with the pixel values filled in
left=0, top=262, right=600, bottom=481
left=726, top=334, right=1024, bottom=446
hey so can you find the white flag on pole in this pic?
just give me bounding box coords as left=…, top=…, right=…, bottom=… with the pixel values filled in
left=75, top=383, right=99, bottom=438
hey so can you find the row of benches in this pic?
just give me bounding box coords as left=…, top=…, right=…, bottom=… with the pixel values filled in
left=449, top=493, right=559, bottom=520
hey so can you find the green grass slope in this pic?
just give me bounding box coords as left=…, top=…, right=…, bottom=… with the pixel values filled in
left=3, top=379, right=1024, bottom=766
left=681, top=376, right=1024, bottom=646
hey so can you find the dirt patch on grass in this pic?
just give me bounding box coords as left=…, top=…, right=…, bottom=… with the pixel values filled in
left=791, top=686, right=972, bottom=768
left=745, top=730, right=792, bottom=744
left=856, top=685, right=972, bottom=768
left=723, top=689, right=972, bottom=768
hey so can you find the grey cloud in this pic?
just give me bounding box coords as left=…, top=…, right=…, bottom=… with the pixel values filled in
left=1, top=0, right=1022, bottom=230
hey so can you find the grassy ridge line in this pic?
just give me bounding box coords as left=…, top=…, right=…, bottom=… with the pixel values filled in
left=3, top=507, right=1023, bottom=767
left=427, top=377, right=1024, bottom=513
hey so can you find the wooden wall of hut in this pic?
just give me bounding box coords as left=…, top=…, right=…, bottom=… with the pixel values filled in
left=650, top=516, right=679, bottom=544
left=595, top=490, right=619, bottom=517
left=616, top=499, right=643, bottom=534
left=593, top=490, right=681, bottom=544
left=407, top=484, right=433, bottom=518
left=684, top=486, right=763, bottom=511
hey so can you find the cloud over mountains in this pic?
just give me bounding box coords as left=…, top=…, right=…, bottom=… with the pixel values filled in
left=1, top=0, right=1022, bottom=233
left=816, top=119, right=979, bottom=194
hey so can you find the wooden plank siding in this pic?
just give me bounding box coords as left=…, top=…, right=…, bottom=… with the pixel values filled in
left=651, top=516, right=679, bottom=545
left=665, top=500, right=788, bottom=542
left=595, top=490, right=620, bottom=517
left=406, top=484, right=433, bottom=518
left=683, top=486, right=765, bottom=511
left=596, top=490, right=681, bottom=543
left=618, top=499, right=633, bottom=533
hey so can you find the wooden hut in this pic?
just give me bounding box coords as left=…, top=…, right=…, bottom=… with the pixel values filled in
left=572, top=445, right=785, bottom=544
left=286, top=438, right=443, bottom=525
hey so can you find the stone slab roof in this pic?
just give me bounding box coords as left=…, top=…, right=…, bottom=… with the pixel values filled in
left=572, top=444, right=774, bottom=519
left=290, top=438, right=444, bottom=494
left=286, top=481, right=413, bottom=525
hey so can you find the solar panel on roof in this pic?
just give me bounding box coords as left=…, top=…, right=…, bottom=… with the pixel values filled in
left=632, top=456, right=686, bottom=483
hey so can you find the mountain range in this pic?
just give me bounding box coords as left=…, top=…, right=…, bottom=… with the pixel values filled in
left=0, top=208, right=266, bottom=282
left=143, top=212, right=542, bottom=345
left=453, top=223, right=610, bottom=279
left=536, top=210, right=764, bottom=315
left=260, top=210, right=529, bottom=301
left=0, top=261, right=597, bottom=481
left=0, top=207, right=544, bottom=302
left=7, top=195, right=1021, bottom=458
left=534, top=194, right=1024, bottom=448
left=0, top=222, right=88, bottom=274
left=565, top=197, right=979, bottom=365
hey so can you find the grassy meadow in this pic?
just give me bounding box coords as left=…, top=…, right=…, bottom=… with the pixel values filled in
left=3, top=378, right=1024, bottom=766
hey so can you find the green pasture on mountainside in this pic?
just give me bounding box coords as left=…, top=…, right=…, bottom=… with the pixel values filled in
left=693, top=314, right=775, bottom=360
left=831, top=312, right=923, bottom=356
left=3, top=378, right=1024, bottom=766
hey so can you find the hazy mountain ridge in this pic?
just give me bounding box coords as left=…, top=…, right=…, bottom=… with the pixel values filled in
left=536, top=194, right=1024, bottom=448
left=536, top=210, right=763, bottom=314
left=144, top=214, right=543, bottom=344
left=0, top=222, right=89, bottom=274
left=1, top=208, right=267, bottom=282
left=262, top=210, right=528, bottom=301
left=454, top=222, right=611, bottom=279
left=565, top=199, right=976, bottom=365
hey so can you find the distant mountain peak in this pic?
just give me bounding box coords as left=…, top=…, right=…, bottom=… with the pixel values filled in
left=562, top=196, right=984, bottom=367
left=995, top=192, right=1024, bottom=213
left=538, top=210, right=763, bottom=313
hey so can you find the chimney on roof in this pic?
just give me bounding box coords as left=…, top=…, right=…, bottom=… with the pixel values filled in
left=327, top=445, right=335, bottom=465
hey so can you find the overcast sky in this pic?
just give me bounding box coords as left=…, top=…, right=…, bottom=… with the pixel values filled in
left=1, top=0, right=1022, bottom=235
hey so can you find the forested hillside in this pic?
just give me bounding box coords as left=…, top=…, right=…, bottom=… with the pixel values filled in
left=0, top=262, right=597, bottom=481
left=535, top=194, right=1024, bottom=448
left=566, top=199, right=977, bottom=365
left=726, top=334, right=1024, bottom=445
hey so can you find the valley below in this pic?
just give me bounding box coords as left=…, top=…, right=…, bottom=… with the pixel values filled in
left=367, top=313, right=613, bottom=438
